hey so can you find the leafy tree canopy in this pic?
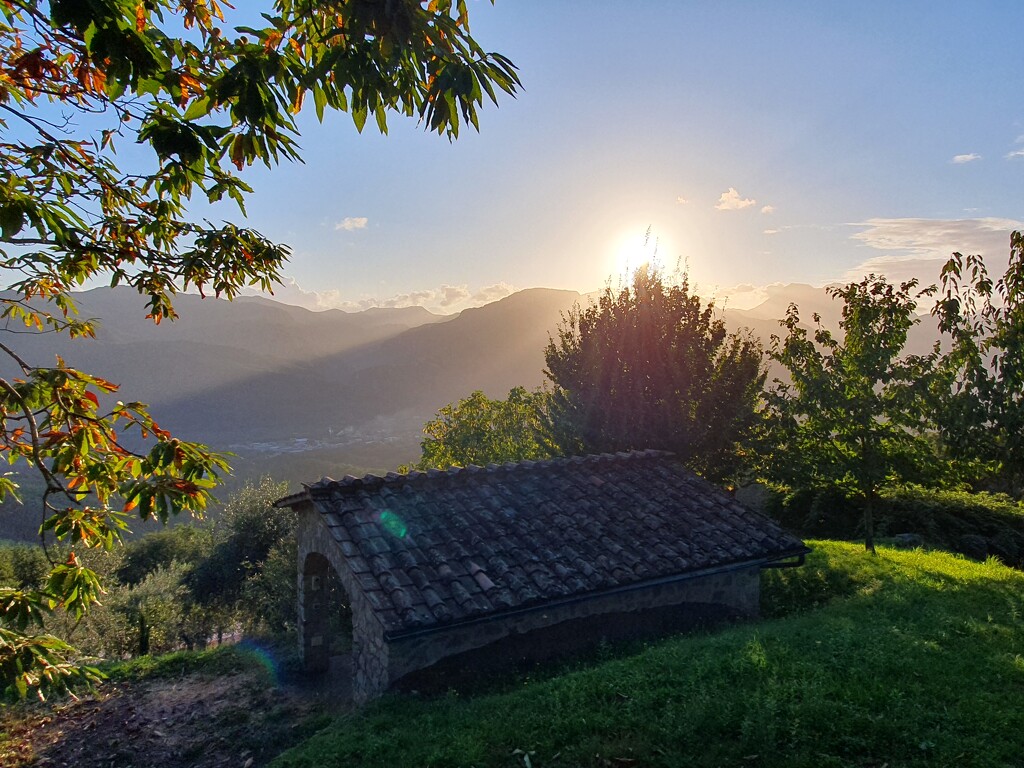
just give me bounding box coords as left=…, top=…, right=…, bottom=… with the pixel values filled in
left=933, top=231, right=1024, bottom=496
left=763, top=276, right=941, bottom=553
left=544, top=264, right=765, bottom=481
left=408, top=386, right=558, bottom=471
left=0, top=0, right=517, bottom=698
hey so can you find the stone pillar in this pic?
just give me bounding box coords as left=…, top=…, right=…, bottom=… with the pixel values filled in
left=351, top=611, right=390, bottom=704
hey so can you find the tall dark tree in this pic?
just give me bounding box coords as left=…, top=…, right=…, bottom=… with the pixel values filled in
left=764, top=277, right=940, bottom=553
left=0, top=0, right=518, bottom=698
left=544, top=265, right=764, bottom=480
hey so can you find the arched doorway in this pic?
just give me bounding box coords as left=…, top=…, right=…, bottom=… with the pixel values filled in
left=300, top=552, right=352, bottom=673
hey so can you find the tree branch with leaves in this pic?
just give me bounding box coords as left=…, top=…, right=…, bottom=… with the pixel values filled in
left=933, top=231, right=1024, bottom=496
left=0, top=0, right=518, bottom=699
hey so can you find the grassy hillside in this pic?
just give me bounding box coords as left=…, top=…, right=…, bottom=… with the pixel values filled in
left=274, top=542, right=1024, bottom=768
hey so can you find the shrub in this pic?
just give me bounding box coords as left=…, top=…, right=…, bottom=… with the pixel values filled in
left=117, top=526, right=213, bottom=586
left=767, top=483, right=1024, bottom=567
left=0, top=542, right=48, bottom=589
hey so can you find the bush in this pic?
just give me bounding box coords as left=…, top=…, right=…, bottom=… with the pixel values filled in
left=880, top=486, right=1024, bottom=566
left=6, top=478, right=301, bottom=665
left=767, top=484, right=1024, bottom=567
left=117, top=526, right=213, bottom=586
left=71, top=562, right=193, bottom=658
left=189, top=478, right=293, bottom=614
left=0, top=542, right=48, bottom=589
left=240, top=538, right=298, bottom=636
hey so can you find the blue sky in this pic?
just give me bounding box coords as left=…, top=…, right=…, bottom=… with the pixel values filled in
left=225, top=1, right=1024, bottom=312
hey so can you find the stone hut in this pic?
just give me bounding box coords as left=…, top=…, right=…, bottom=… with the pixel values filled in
left=275, top=450, right=807, bottom=704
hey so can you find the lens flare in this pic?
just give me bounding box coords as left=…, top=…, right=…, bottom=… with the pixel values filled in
left=379, top=509, right=407, bottom=538
left=235, top=639, right=282, bottom=685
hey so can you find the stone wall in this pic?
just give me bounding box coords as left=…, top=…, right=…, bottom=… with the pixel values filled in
left=388, top=565, right=760, bottom=685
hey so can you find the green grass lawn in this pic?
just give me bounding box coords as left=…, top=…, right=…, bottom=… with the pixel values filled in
left=273, top=542, right=1024, bottom=768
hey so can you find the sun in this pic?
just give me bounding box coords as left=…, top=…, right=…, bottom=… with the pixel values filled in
left=609, top=230, right=667, bottom=282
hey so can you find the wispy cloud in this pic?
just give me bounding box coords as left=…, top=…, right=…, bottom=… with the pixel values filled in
left=715, top=187, right=756, bottom=211
left=1004, top=135, right=1024, bottom=159
left=335, top=217, right=368, bottom=231
left=676, top=196, right=689, bottom=205
left=951, top=153, right=981, bottom=164
left=844, top=217, right=1023, bottom=284
left=761, top=205, right=775, bottom=215
left=763, top=229, right=779, bottom=235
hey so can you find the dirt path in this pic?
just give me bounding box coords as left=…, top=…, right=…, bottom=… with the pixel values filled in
left=1, top=657, right=352, bottom=768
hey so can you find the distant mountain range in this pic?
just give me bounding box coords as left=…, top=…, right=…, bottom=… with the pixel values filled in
left=1, top=283, right=947, bottom=490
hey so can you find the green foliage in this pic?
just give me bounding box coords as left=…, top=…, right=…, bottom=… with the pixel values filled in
left=0, top=544, right=47, bottom=590
left=239, top=538, right=299, bottom=637
left=409, top=387, right=559, bottom=470
left=115, top=525, right=214, bottom=586
left=933, top=231, right=1024, bottom=495
left=0, top=0, right=517, bottom=698
left=189, top=478, right=292, bottom=614
left=17, top=479, right=298, bottom=664
left=763, top=276, right=942, bottom=552
left=273, top=542, right=1024, bottom=767
left=80, top=562, right=192, bottom=659
left=544, top=264, right=764, bottom=480
left=766, top=483, right=1024, bottom=566
left=0, top=627, right=101, bottom=702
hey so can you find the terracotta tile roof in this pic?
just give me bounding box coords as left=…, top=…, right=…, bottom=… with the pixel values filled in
left=277, top=450, right=807, bottom=637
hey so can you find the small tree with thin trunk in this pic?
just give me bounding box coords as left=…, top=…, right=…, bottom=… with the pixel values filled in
left=764, top=277, right=939, bottom=553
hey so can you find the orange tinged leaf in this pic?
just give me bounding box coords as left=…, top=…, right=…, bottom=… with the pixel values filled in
left=179, top=72, right=203, bottom=105
left=264, top=30, right=283, bottom=52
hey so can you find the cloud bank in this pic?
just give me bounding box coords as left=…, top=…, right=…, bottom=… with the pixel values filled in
left=844, top=217, right=1022, bottom=284
left=244, top=277, right=515, bottom=314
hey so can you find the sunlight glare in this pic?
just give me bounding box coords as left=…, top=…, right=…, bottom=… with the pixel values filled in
left=608, top=230, right=672, bottom=283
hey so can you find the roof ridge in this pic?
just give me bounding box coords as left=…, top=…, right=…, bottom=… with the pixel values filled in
left=301, top=449, right=675, bottom=496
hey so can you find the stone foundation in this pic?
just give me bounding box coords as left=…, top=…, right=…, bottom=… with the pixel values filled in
left=388, top=565, right=759, bottom=685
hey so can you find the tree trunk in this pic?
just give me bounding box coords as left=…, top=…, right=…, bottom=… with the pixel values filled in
left=138, top=612, right=150, bottom=657
left=863, top=490, right=877, bottom=555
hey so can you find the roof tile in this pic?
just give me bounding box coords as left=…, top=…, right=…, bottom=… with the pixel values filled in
left=282, top=451, right=806, bottom=634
